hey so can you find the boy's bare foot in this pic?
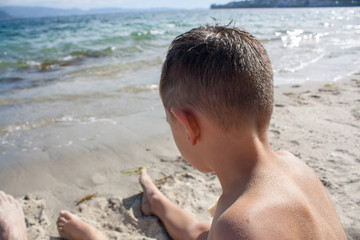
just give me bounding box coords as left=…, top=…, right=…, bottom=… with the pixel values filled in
left=0, top=191, right=27, bottom=240
left=139, top=168, right=163, bottom=216
left=57, top=210, right=107, bottom=240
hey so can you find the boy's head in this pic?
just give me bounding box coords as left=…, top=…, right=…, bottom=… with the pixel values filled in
left=160, top=25, right=274, bottom=131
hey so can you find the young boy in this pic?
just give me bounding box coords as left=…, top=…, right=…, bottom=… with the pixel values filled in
left=57, top=24, right=347, bottom=240
left=1, top=25, right=347, bottom=240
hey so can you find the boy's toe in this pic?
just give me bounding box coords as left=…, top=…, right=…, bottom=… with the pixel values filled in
left=0, top=191, right=6, bottom=201
left=59, top=210, right=72, bottom=220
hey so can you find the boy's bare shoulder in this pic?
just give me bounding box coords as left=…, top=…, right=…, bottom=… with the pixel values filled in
left=210, top=151, right=347, bottom=240
left=210, top=201, right=255, bottom=240
left=211, top=193, right=307, bottom=240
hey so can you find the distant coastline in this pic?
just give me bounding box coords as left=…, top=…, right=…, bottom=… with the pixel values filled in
left=0, top=6, right=181, bottom=19
left=211, top=0, right=360, bottom=9
left=1, top=3, right=360, bottom=20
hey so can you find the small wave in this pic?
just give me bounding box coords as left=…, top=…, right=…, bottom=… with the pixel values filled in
left=0, top=116, right=118, bottom=136
left=69, top=48, right=112, bottom=58
left=0, top=54, right=163, bottom=94
left=0, top=77, right=58, bottom=94
left=120, top=84, right=159, bottom=94
left=0, top=92, right=118, bottom=107
left=150, top=29, right=166, bottom=35
left=65, top=56, right=163, bottom=78
left=0, top=60, right=13, bottom=69
left=12, top=47, right=115, bottom=72
left=129, top=30, right=162, bottom=41
left=0, top=77, right=23, bottom=83
left=278, top=29, right=330, bottom=48
left=26, top=60, right=41, bottom=68
left=286, top=29, right=304, bottom=36
left=40, top=57, right=84, bottom=71
left=260, top=36, right=282, bottom=43
left=116, top=57, right=163, bottom=70
left=279, top=53, right=325, bottom=73
left=280, top=29, right=304, bottom=48
left=13, top=58, right=79, bottom=72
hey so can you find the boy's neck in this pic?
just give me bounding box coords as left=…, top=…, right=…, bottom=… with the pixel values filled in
left=205, top=125, right=275, bottom=199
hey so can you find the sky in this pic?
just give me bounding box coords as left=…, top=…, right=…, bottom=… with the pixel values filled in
left=0, top=0, right=232, bottom=10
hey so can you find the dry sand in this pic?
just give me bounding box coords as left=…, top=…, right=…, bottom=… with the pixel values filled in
left=4, top=74, right=360, bottom=239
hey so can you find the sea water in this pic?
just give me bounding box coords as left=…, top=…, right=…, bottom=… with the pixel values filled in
left=1, top=8, right=360, bottom=165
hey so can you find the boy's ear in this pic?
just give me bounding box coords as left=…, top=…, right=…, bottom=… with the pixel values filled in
left=170, top=107, right=200, bottom=146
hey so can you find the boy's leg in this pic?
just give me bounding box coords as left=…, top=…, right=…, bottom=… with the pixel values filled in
left=140, top=168, right=210, bottom=240
left=57, top=210, right=107, bottom=240
left=0, top=191, right=27, bottom=240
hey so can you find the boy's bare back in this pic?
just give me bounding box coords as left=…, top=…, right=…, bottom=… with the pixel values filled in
left=209, top=151, right=347, bottom=240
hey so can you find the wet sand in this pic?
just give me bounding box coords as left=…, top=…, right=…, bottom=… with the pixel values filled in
left=1, top=73, right=359, bottom=239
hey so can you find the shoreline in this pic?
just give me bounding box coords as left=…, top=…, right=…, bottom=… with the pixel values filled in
left=1, top=73, right=359, bottom=239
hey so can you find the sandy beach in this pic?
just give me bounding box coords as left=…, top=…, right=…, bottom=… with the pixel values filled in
left=1, top=72, right=359, bottom=240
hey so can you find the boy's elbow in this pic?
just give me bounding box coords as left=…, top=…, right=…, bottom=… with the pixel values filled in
left=188, top=222, right=210, bottom=240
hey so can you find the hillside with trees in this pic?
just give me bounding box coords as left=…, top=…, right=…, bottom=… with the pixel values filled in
left=211, top=0, right=360, bottom=8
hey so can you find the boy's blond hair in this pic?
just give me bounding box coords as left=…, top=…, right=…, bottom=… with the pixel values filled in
left=160, top=25, right=274, bottom=130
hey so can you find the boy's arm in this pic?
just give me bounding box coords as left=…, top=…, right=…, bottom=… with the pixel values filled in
left=154, top=195, right=210, bottom=240
left=140, top=168, right=210, bottom=240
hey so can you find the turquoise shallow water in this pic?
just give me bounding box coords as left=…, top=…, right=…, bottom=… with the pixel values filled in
left=1, top=8, right=360, bottom=89
left=0, top=8, right=360, bottom=161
